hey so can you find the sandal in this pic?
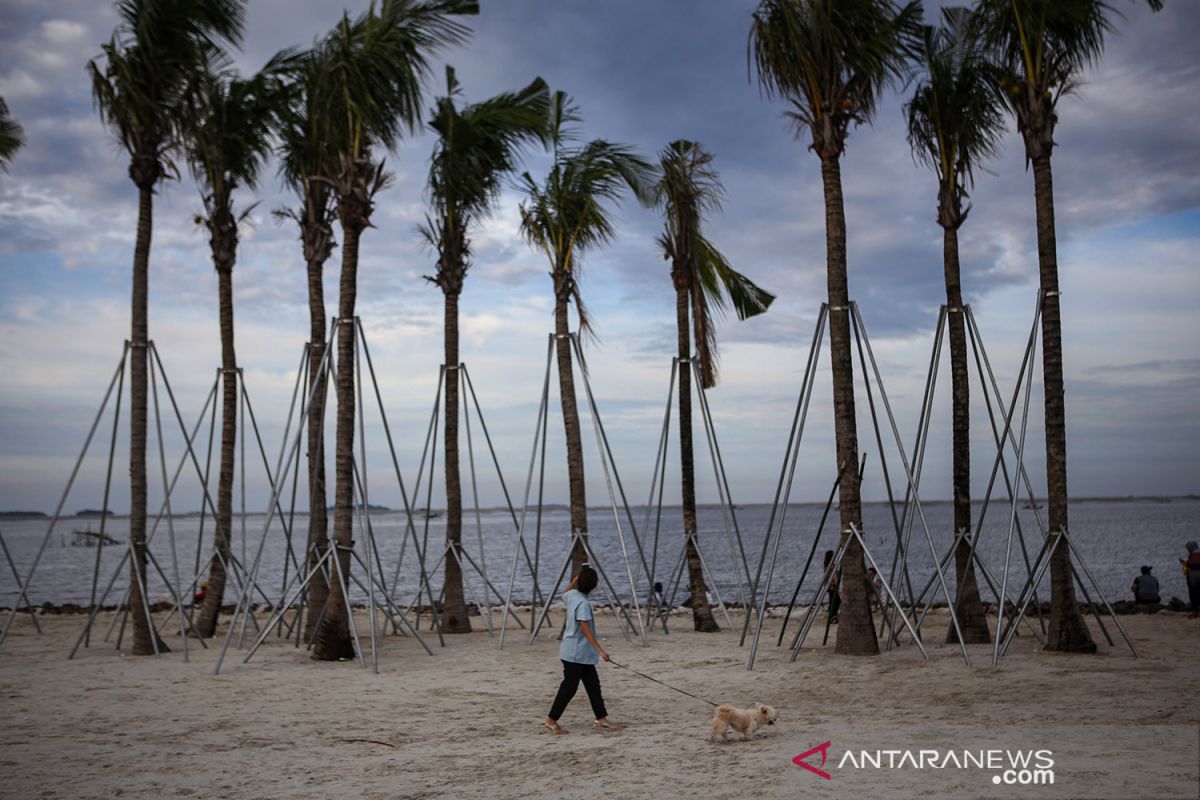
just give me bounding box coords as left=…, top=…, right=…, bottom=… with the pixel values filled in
left=543, top=721, right=568, bottom=735
left=595, top=721, right=623, bottom=733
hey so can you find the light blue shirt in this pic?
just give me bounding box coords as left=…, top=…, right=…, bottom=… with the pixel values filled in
left=559, top=589, right=599, bottom=664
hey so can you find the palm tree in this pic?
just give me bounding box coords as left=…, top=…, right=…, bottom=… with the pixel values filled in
left=182, top=51, right=288, bottom=638
left=518, top=92, right=656, bottom=579
left=904, top=8, right=1004, bottom=645
left=0, top=96, right=24, bottom=171
left=276, top=48, right=339, bottom=643
left=310, top=0, right=475, bottom=662
left=974, top=0, right=1161, bottom=653
left=422, top=68, right=550, bottom=634
left=655, top=140, right=775, bottom=632
left=88, top=0, right=245, bottom=656
left=750, top=0, right=922, bottom=656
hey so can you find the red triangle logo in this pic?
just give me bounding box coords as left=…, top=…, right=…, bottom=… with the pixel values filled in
left=792, top=740, right=832, bottom=780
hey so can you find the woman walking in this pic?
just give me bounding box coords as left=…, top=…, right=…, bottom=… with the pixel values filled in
left=543, top=567, right=622, bottom=734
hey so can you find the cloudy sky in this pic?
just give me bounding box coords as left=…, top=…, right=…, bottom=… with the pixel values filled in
left=0, top=0, right=1197, bottom=516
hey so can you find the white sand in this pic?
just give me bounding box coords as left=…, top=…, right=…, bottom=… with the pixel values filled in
left=0, top=607, right=1197, bottom=799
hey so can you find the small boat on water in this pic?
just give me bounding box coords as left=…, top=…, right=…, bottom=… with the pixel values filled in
left=71, top=529, right=122, bottom=547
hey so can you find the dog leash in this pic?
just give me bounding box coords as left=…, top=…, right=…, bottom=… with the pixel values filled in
left=607, top=659, right=719, bottom=708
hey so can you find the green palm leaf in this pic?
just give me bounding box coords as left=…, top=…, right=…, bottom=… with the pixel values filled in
left=905, top=6, right=1004, bottom=227
left=750, top=0, right=923, bottom=157
left=0, top=97, right=24, bottom=172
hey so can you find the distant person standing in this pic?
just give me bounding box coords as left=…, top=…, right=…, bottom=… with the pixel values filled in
left=823, top=550, right=841, bottom=624
left=867, top=566, right=884, bottom=610
left=1181, top=541, right=1200, bottom=618
left=1130, top=566, right=1160, bottom=605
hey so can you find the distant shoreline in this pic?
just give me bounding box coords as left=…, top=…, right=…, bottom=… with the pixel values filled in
left=1, top=494, right=1195, bottom=520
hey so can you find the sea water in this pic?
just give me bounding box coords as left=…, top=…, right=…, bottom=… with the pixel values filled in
left=1, top=497, right=1196, bottom=610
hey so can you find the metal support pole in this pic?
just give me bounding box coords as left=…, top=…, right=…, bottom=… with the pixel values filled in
left=500, top=336, right=554, bottom=648
left=640, top=358, right=676, bottom=632
left=354, top=321, right=443, bottom=645
left=1, top=345, right=129, bottom=648
left=744, top=307, right=827, bottom=668
left=0, top=529, right=41, bottom=633
left=992, top=297, right=1041, bottom=666
left=777, top=458, right=856, bottom=647
left=195, top=368, right=219, bottom=579
left=213, top=319, right=338, bottom=674
left=691, top=359, right=751, bottom=615
left=570, top=334, right=648, bottom=646
left=850, top=303, right=969, bottom=665
left=85, top=347, right=127, bottom=646
left=149, top=350, right=188, bottom=660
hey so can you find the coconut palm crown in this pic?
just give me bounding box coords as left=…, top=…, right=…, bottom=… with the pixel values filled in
left=423, top=67, right=550, bottom=294
left=518, top=92, right=658, bottom=335
left=750, top=0, right=923, bottom=159
left=974, top=0, right=1162, bottom=165
left=905, top=7, right=1004, bottom=230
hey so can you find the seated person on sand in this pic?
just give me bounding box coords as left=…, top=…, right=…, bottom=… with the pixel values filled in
left=1130, top=566, right=1160, bottom=605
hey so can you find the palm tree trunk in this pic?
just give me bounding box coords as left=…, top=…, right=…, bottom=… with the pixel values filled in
left=441, top=288, right=471, bottom=632
left=675, top=282, right=718, bottom=632
left=1032, top=154, right=1095, bottom=653
left=941, top=224, right=989, bottom=644
left=196, top=266, right=237, bottom=636
left=554, top=277, right=587, bottom=578
left=129, top=181, right=167, bottom=655
left=312, top=224, right=361, bottom=661
left=303, top=246, right=329, bottom=642
left=820, top=154, right=876, bottom=656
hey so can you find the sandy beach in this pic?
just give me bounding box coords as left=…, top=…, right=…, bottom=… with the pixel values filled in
left=0, top=607, right=1197, bottom=800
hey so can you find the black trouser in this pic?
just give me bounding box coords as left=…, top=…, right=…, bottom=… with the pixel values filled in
left=548, top=659, right=607, bottom=721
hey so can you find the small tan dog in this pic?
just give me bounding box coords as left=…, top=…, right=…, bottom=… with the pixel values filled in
left=708, top=702, right=778, bottom=742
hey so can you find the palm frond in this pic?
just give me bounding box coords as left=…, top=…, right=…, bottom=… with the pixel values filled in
left=319, top=0, right=474, bottom=163
left=904, top=7, right=1004, bottom=221
left=423, top=70, right=547, bottom=291
left=427, top=70, right=549, bottom=228
left=975, top=0, right=1160, bottom=108
left=90, top=0, right=248, bottom=183
left=0, top=96, right=25, bottom=171
left=182, top=50, right=282, bottom=209
left=750, top=0, right=923, bottom=155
